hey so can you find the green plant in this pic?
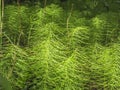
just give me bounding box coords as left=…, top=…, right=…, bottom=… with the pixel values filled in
left=1, top=1, right=120, bottom=90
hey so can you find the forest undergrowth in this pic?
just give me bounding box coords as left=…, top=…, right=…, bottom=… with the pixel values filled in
left=0, top=0, right=120, bottom=90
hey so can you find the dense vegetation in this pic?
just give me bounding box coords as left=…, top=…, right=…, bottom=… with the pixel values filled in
left=0, top=0, right=120, bottom=90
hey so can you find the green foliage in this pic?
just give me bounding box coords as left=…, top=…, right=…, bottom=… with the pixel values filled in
left=70, top=26, right=90, bottom=48
left=1, top=0, right=120, bottom=90
left=0, top=74, right=12, bottom=90
left=3, top=5, right=28, bottom=45
left=27, top=22, right=67, bottom=90
left=1, top=44, right=28, bottom=90
left=90, top=12, right=120, bottom=45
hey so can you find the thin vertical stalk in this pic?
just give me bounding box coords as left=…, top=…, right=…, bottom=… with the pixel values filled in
left=44, top=0, right=47, bottom=8
left=0, top=0, right=4, bottom=58
left=66, top=4, right=73, bottom=37
left=0, top=0, right=1, bottom=60
left=66, top=4, right=73, bottom=49
left=0, top=0, right=1, bottom=37
left=7, top=0, right=20, bottom=79
left=17, top=0, right=22, bottom=46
